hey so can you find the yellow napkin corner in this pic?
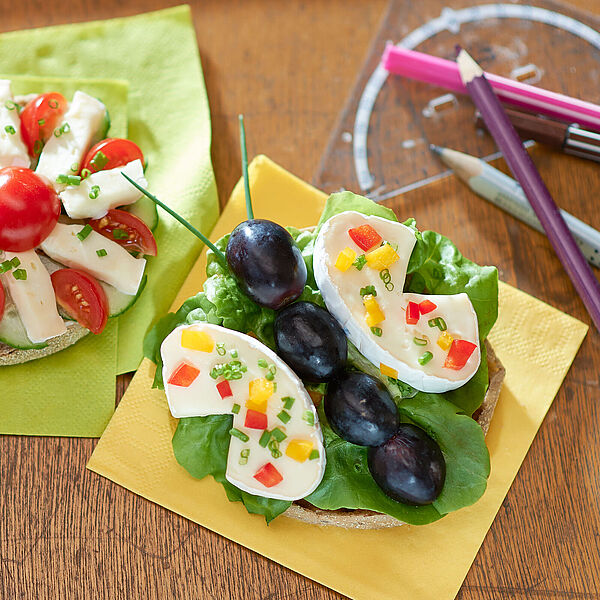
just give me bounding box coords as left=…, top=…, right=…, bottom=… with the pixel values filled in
left=88, top=155, right=588, bottom=600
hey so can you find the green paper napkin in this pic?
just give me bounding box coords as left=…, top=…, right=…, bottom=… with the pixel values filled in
left=0, top=6, right=219, bottom=437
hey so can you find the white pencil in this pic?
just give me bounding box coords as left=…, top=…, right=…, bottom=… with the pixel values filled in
left=431, top=145, right=600, bottom=269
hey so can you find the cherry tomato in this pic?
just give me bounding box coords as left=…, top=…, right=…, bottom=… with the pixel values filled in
left=81, top=138, right=145, bottom=174
left=51, top=268, right=109, bottom=335
left=20, top=92, right=68, bottom=157
left=0, top=167, right=61, bottom=252
left=89, top=209, right=157, bottom=256
left=0, top=282, right=5, bottom=323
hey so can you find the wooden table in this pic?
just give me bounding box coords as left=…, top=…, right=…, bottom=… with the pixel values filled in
left=1, top=1, right=599, bottom=598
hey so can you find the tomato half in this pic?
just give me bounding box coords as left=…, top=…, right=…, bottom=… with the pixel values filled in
left=0, top=282, right=5, bottom=323
left=89, top=209, right=157, bottom=256
left=20, top=92, right=68, bottom=157
left=81, top=138, right=145, bottom=174
left=51, top=268, right=109, bottom=335
left=0, top=167, right=61, bottom=252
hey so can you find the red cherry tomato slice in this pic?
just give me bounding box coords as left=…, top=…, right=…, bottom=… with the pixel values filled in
left=81, top=138, right=145, bottom=174
left=253, top=463, right=283, bottom=488
left=0, top=282, right=5, bottom=323
left=88, top=209, right=157, bottom=256
left=20, top=92, right=68, bottom=157
left=0, top=167, right=61, bottom=252
left=50, top=268, right=109, bottom=335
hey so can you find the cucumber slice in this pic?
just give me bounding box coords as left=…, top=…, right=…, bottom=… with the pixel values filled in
left=126, top=196, right=159, bottom=231
left=101, top=274, right=148, bottom=318
left=0, top=300, right=47, bottom=350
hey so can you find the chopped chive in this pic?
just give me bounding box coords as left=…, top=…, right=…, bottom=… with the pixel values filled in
left=56, top=174, right=81, bottom=186
left=209, top=368, right=219, bottom=379
left=96, top=248, right=108, bottom=257
left=76, top=224, right=93, bottom=241
left=216, top=343, right=226, bottom=356
left=48, top=98, right=59, bottom=109
left=258, top=358, right=268, bottom=368
left=241, top=448, right=250, bottom=458
left=81, top=168, right=92, bottom=179
left=303, top=410, right=315, bottom=426
left=428, top=317, right=447, bottom=331
left=4, top=100, right=17, bottom=110
left=0, top=260, right=13, bottom=273
left=265, top=371, right=274, bottom=381
left=232, top=403, right=241, bottom=414
left=229, top=428, right=249, bottom=443
left=259, top=430, right=271, bottom=448
left=418, top=351, right=433, bottom=366
left=38, top=118, right=45, bottom=126
left=353, top=254, right=367, bottom=270
left=33, top=139, right=43, bottom=155
left=112, top=228, right=129, bottom=240
left=239, top=456, right=248, bottom=465
left=309, top=449, right=320, bottom=460
left=12, top=268, right=27, bottom=281
left=413, top=336, right=427, bottom=346
left=90, top=150, right=108, bottom=171
left=268, top=364, right=276, bottom=374
left=271, top=449, right=282, bottom=459
left=370, top=326, right=382, bottom=337
left=360, top=285, right=377, bottom=297
left=89, top=185, right=100, bottom=199
left=10, top=257, right=20, bottom=268
left=70, top=162, right=79, bottom=173
left=239, top=115, right=254, bottom=220
left=62, top=122, right=70, bottom=134
left=230, top=349, right=238, bottom=358
left=282, top=396, right=295, bottom=409
left=4, top=125, right=15, bottom=135
left=271, top=428, right=287, bottom=442
left=277, top=410, right=291, bottom=424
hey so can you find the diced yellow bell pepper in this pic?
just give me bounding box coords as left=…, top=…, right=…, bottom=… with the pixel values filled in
left=285, top=439, right=314, bottom=463
left=246, top=378, right=275, bottom=412
left=365, top=243, right=399, bottom=271
left=181, top=329, right=214, bottom=353
left=335, top=247, right=357, bottom=272
left=380, top=363, right=398, bottom=379
left=363, top=294, right=385, bottom=326
left=437, top=331, right=454, bottom=351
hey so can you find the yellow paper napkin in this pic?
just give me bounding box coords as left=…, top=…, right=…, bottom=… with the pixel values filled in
left=88, top=156, right=588, bottom=600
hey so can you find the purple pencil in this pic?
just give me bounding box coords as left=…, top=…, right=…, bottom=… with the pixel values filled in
left=456, top=48, right=600, bottom=332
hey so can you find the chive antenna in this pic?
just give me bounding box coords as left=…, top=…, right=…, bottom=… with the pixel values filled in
left=121, top=173, right=228, bottom=268
left=239, top=114, right=254, bottom=220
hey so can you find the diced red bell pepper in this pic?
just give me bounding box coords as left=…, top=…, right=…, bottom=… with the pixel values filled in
left=167, top=362, right=200, bottom=387
left=216, top=380, right=233, bottom=399
left=245, top=409, right=268, bottom=430
left=348, top=224, right=383, bottom=252
left=419, top=299, right=437, bottom=315
left=406, top=301, right=420, bottom=325
left=253, top=462, right=283, bottom=488
left=444, top=339, right=477, bottom=370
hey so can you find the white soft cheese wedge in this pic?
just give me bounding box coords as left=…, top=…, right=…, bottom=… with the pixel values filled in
left=313, top=211, right=480, bottom=393
left=0, top=80, right=29, bottom=168
left=36, top=91, right=106, bottom=189
left=59, top=160, right=146, bottom=219
left=161, top=324, right=326, bottom=501
left=1, top=250, right=66, bottom=343
left=39, top=222, right=145, bottom=296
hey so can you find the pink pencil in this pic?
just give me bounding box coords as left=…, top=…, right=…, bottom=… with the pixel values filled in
left=382, top=45, right=600, bottom=131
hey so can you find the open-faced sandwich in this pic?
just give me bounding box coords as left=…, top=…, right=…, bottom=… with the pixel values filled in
left=141, top=118, right=503, bottom=528
left=0, top=81, right=158, bottom=366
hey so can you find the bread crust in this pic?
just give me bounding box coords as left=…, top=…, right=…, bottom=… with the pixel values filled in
left=284, top=340, right=505, bottom=528
left=0, top=323, right=89, bottom=366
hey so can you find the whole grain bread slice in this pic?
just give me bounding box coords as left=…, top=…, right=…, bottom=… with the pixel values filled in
left=283, top=340, right=505, bottom=529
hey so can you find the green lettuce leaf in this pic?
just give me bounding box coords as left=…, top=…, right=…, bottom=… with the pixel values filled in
left=172, top=416, right=291, bottom=523
left=305, top=392, right=490, bottom=524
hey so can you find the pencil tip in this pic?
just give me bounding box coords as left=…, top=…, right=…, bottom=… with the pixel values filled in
left=454, top=44, right=462, bottom=58
left=456, top=47, right=483, bottom=84
left=429, top=144, right=442, bottom=155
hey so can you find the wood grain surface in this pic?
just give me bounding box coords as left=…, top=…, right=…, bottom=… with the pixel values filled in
left=1, top=1, right=599, bottom=599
